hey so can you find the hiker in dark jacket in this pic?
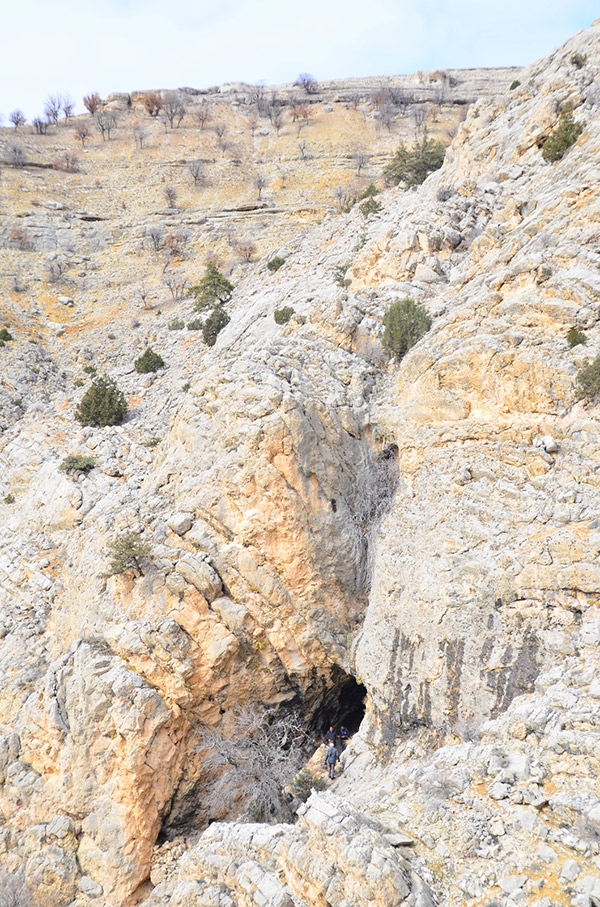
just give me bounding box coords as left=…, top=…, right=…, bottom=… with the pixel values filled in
left=338, top=725, right=350, bottom=751
left=325, top=725, right=336, bottom=746
left=324, top=743, right=339, bottom=779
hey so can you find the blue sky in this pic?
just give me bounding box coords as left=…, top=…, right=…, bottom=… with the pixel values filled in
left=1, top=1, right=597, bottom=119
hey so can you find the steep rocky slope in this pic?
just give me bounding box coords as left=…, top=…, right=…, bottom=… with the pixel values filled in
left=0, top=22, right=599, bottom=907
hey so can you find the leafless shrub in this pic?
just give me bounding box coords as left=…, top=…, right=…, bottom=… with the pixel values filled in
left=353, top=149, right=370, bottom=176
left=6, top=144, right=26, bottom=168
left=235, top=240, right=257, bottom=262
left=413, top=105, right=426, bottom=136
left=61, top=94, right=75, bottom=123
left=75, top=122, right=90, bottom=146
left=45, top=257, right=68, bottom=283
left=83, top=93, right=101, bottom=115
left=96, top=111, right=117, bottom=141
left=187, top=159, right=205, bottom=186
left=137, top=283, right=152, bottom=309
left=164, top=230, right=188, bottom=258
left=196, top=706, right=314, bottom=822
left=164, top=274, right=189, bottom=299
left=246, top=113, right=259, bottom=137
left=194, top=103, right=210, bottom=130
left=348, top=92, right=361, bottom=110
left=53, top=152, right=79, bottom=173
left=254, top=172, right=267, bottom=200
left=133, top=123, right=149, bottom=149
left=144, top=92, right=162, bottom=117
left=145, top=225, right=165, bottom=253
left=32, top=118, right=49, bottom=134
left=348, top=446, right=398, bottom=592
left=164, top=184, right=178, bottom=207
left=214, top=121, right=227, bottom=148
left=333, top=185, right=358, bottom=213
left=298, top=140, right=308, bottom=160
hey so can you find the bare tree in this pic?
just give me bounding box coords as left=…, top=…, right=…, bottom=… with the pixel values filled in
left=44, top=93, right=62, bottom=125
left=194, top=103, right=210, bottom=130
left=254, top=172, right=267, bottom=200
left=214, top=121, right=227, bottom=149
left=413, top=105, right=426, bottom=137
left=164, top=185, right=178, bottom=207
left=9, top=110, right=25, bottom=130
left=246, top=113, right=259, bottom=137
left=294, top=73, right=318, bottom=94
left=133, top=123, right=149, bottom=149
left=61, top=94, right=75, bottom=123
left=33, top=118, right=49, bottom=135
left=137, top=282, right=152, bottom=309
left=144, top=92, right=162, bottom=117
left=162, top=92, right=186, bottom=128
left=145, top=225, right=165, bottom=253
left=297, top=140, right=308, bottom=160
left=83, top=93, right=101, bottom=115
left=187, top=159, right=205, bottom=186
left=348, top=92, right=361, bottom=110
left=353, top=149, right=370, bottom=176
left=75, top=122, right=90, bottom=146
left=164, top=273, right=189, bottom=299
left=96, top=111, right=117, bottom=141
left=196, top=706, right=314, bottom=822
left=269, top=104, right=283, bottom=136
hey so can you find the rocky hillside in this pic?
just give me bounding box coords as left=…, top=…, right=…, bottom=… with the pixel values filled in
left=0, top=22, right=599, bottom=907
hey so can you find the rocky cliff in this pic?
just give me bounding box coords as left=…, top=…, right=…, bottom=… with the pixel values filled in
left=0, top=21, right=599, bottom=907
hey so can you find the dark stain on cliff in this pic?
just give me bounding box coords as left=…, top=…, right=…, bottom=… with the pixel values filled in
left=487, top=630, right=539, bottom=718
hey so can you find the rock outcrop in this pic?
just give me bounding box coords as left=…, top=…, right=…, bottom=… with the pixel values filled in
left=1, top=18, right=600, bottom=907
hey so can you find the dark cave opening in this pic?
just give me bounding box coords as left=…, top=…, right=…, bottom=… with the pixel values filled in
left=309, top=667, right=367, bottom=740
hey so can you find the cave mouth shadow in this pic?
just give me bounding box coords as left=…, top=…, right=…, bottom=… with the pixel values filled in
left=310, top=669, right=367, bottom=740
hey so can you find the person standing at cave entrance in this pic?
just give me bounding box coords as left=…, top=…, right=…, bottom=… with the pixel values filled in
left=339, top=725, right=349, bottom=751
left=325, top=725, right=336, bottom=746
left=325, top=742, right=339, bottom=779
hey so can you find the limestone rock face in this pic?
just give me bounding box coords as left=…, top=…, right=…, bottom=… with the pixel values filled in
left=1, top=19, right=600, bottom=907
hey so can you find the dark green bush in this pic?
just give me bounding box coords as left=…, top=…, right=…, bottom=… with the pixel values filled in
left=382, top=298, right=432, bottom=359
left=359, top=183, right=380, bottom=200
left=274, top=306, right=294, bottom=325
left=60, top=454, right=96, bottom=474
left=333, top=261, right=352, bottom=287
left=360, top=197, right=381, bottom=218
left=3, top=493, right=15, bottom=505
left=83, top=364, right=96, bottom=375
left=74, top=378, right=84, bottom=387
left=188, top=263, right=234, bottom=311
left=76, top=375, right=128, bottom=427
left=384, top=133, right=445, bottom=188
left=509, top=79, right=521, bottom=91
left=103, top=531, right=151, bottom=577
left=186, top=318, right=203, bottom=331
left=267, top=256, right=285, bottom=272
left=202, top=306, right=230, bottom=347
left=0, top=328, right=13, bottom=342
left=571, top=52, right=587, bottom=69
left=168, top=318, right=185, bottom=330
left=575, top=355, right=600, bottom=400
left=567, top=327, right=587, bottom=348
left=541, top=105, right=584, bottom=163
left=134, top=347, right=164, bottom=374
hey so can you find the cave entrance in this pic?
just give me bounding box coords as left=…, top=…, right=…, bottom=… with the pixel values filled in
left=310, top=667, right=367, bottom=740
